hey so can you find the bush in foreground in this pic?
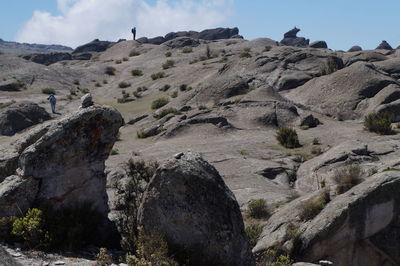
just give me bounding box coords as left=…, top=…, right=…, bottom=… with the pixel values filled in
left=247, top=199, right=269, bottom=219
left=334, top=165, right=363, bottom=194
left=245, top=224, right=263, bottom=248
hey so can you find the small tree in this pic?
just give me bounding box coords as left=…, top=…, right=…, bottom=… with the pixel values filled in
left=364, top=112, right=394, bottom=135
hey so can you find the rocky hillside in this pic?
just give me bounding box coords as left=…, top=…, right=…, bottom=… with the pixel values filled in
left=0, top=38, right=72, bottom=54
left=1, top=27, right=400, bottom=265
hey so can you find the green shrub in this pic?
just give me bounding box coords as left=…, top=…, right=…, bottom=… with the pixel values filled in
left=119, top=81, right=131, bottom=88
left=96, top=248, right=114, bottom=266
left=151, top=97, right=169, bottom=109
left=263, top=46, right=272, bottom=52
left=165, top=51, right=172, bottom=57
left=12, top=208, right=47, bottom=248
left=154, top=108, right=181, bottom=119
left=364, top=112, right=394, bottom=135
left=103, top=79, right=108, bottom=84
left=160, top=84, right=171, bottom=91
left=247, top=199, right=269, bottom=219
left=198, top=105, right=208, bottom=110
left=245, top=224, right=263, bottom=248
left=129, top=50, right=140, bottom=57
left=299, top=189, right=330, bottom=221
left=181, top=47, right=193, bottom=53
left=189, top=59, right=199, bottom=64
left=300, top=125, right=309, bottom=130
left=151, top=72, right=165, bottom=80
left=171, top=91, right=178, bottom=98
left=162, top=60, right=175, bottom=70
left=115, top=59, right=122, bottom=64
left=179, top=84, right=188, bottom=91
left=244, top=47, right=251, bottom=52
left=111, top=148, right=119, bottom=155
left=276, top=128, right=300, bottom=148
left=240, top=52, right=252, bottom=58
left=73, top=80, right=80, bottom=85
left=95, top=82, right=102, bottom=87
left=312, top=138, right=320, bottom=145
left=334, top=165, right=363, bottom=194
left=105, top=66, right=116, bottom=75
left=123, top=57, right=129, bottom=62
left=41, top=88, right=55, bottom=94
left=80, top=88, right=90, bottom=94
left=131, top=69, right=143, bottom=76
left=0, top=100, right=16, bottom=109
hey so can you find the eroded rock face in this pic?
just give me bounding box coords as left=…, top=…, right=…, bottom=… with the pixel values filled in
left=72, top=39, right=114, bottom=54
left=255, top=171, right=400, bottom=266
left=0, top=101, right=51, bottom=136
left=22, top=52, right=72, bottom=65
left=0, top=106, right=124, bottom=217
left=280, top=27, right=309, bottom=47
left=137, top=152, right=253, bottom=266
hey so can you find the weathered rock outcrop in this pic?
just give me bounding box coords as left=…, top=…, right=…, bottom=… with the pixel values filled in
left=348, top=45, right=362, bottom=52
left=284, top=62, right=397, bottom=120
left=22, top=52, right=72, bottom=65
left=255, top=171, right=400, bottom=266
left=0, top=101, right=51, bottom=136
left=163, top=37, right=201, bottom=49
left=280, top=27, right=310, bottom=47
left=139, top=27, right=240, bottom=45
left=137, top=152, right=253, bottom=266
left=376, top=40, right=393, bottom=50
left=309, top=41, right=328, bottom=49
left=72, top=39, right=114, bottom=54
left=0, top=106, right=124, bottom=217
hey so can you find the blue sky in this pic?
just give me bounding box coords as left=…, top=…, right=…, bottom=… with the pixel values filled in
left=1, top=0, right=399, bottom=50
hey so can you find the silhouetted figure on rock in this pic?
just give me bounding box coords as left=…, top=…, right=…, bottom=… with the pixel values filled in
left=132, top=27, right=136, bottom=40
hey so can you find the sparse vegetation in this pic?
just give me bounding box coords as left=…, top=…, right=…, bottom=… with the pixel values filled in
left=151, top=97, right=170, bottom=109
left=181, top=47, right=193, bottom=53
left=165, top=51, right=172, bottom=57
left=198, top=105, right=208, bottom=110
left=160, top=84, right=171, bottom=91
left=263, top=46, right=272, bottom=52
left=111, top=148, right=119, bottom=155
left=95, top=82, right=102, bottom=87
left=113, top=159, right=159, bottom=251
left=189, top=59, right=199, bottom=64
left=247, top=199, right=269, bottom=219
left=364, top=112, right=394, bottom=135
left=118, top=81, right=131, bottom=88
left=103, top=79, right=108, bottom=84
left=105, top=66, right=116, bottom=75
left=261, top=249, right=294, bottom=266
left=41, top=88, right=55, bottom=94
left=300, top=125, right=309, bottom=130
left=151, top=72, right=166, bottom=80
left=319, top=57, right=338, bottom=76
left=0, top=100, right=16, bottom=109
left=96, top=248, right=114, bottom=266
left=171, top=90, right=178, bottom=98
left=131, top=69, right=143, bottom=76
left=115, top=59, right=122, bottom=64
left=240, top=52, right=252, bottom=58
left=123, top=57, right=129, bottom=62
left=73, top=80, right=80, bottom=85
left=129, top=50, right=140, bottom=57
left=312, top=137, right=320, bottom=145
left=334, top=165, right=363, bottom=194
left=206, top=45, right=211, bottom=59
left=299, top=189, right=330, bottom=221
left=245, top=224, right=263, bottom=248
left=276, top=128, right=300, bottom=149
left=80, top=88, right=90, bottom=94
left=154, top=108, right=181, bottom=119
left=162, top=60, right=175, bottom=69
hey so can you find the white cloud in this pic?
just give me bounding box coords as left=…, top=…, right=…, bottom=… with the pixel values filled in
left=15, top=0, right=234, bottom=48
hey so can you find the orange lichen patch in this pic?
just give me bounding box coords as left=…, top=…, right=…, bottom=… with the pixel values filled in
left=89, top=126, right=103, bottom=148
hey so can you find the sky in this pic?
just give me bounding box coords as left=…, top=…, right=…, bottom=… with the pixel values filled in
left=0, top=0, right=399, bottom=50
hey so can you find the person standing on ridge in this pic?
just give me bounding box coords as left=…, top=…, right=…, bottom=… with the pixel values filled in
left=47, top=93, right=57, bottom=114
left=132, top=27, right=136, bottom=40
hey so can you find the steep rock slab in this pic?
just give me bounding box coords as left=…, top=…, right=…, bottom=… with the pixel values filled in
left=137, top=152, right=253, bottom=266
left=0, top=106, right=123, bottom=217
left=0, top=101, right=51, bottom=136
left=284, top=62, right=397, bottom=120
left=255, top=172, right=400, bottom=266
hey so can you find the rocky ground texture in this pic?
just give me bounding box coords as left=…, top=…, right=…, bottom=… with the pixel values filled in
left=1, top=27, right=400, bottom=265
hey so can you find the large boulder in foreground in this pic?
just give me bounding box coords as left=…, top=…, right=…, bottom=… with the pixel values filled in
left=0, top=101, right=51, bottom=136
left=138, top=152, right=253, bottom=266
left=0, top=246, right=20, bottom=266
left=255, top=171, right=400, bottom=266
left=0, top=106, right=124, bottom=217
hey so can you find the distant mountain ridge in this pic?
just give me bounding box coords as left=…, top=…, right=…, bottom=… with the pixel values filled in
left=0, top=38, right=73, bottom=54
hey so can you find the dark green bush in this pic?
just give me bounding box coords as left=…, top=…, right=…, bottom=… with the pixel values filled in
left=12, top=208, right=47, bottom=248
left=364, top=112, right=394, bottom=135
left=162, top=60, right=175, bottom=70
left=129, top=50, right=140, bottom=57
left=105, top=66, right=116, bottom=75
left=151, top=97, right=169, bottom=109
left=247, top=199, right=269, bottom=219
left=276, top=128, right=300, bottom=148
left=42, top=88, right=55, bottom=94
left=165, top=51, right=172, bottom=57
left=240, top=52, right=252, bottom=58
left=131, top=69, right=143, bottom=76
left=171, top=91, right=178, bottom=98
left=119, top=81, right=131, bottom=88
left=151, top=72, right=165, bottom=80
